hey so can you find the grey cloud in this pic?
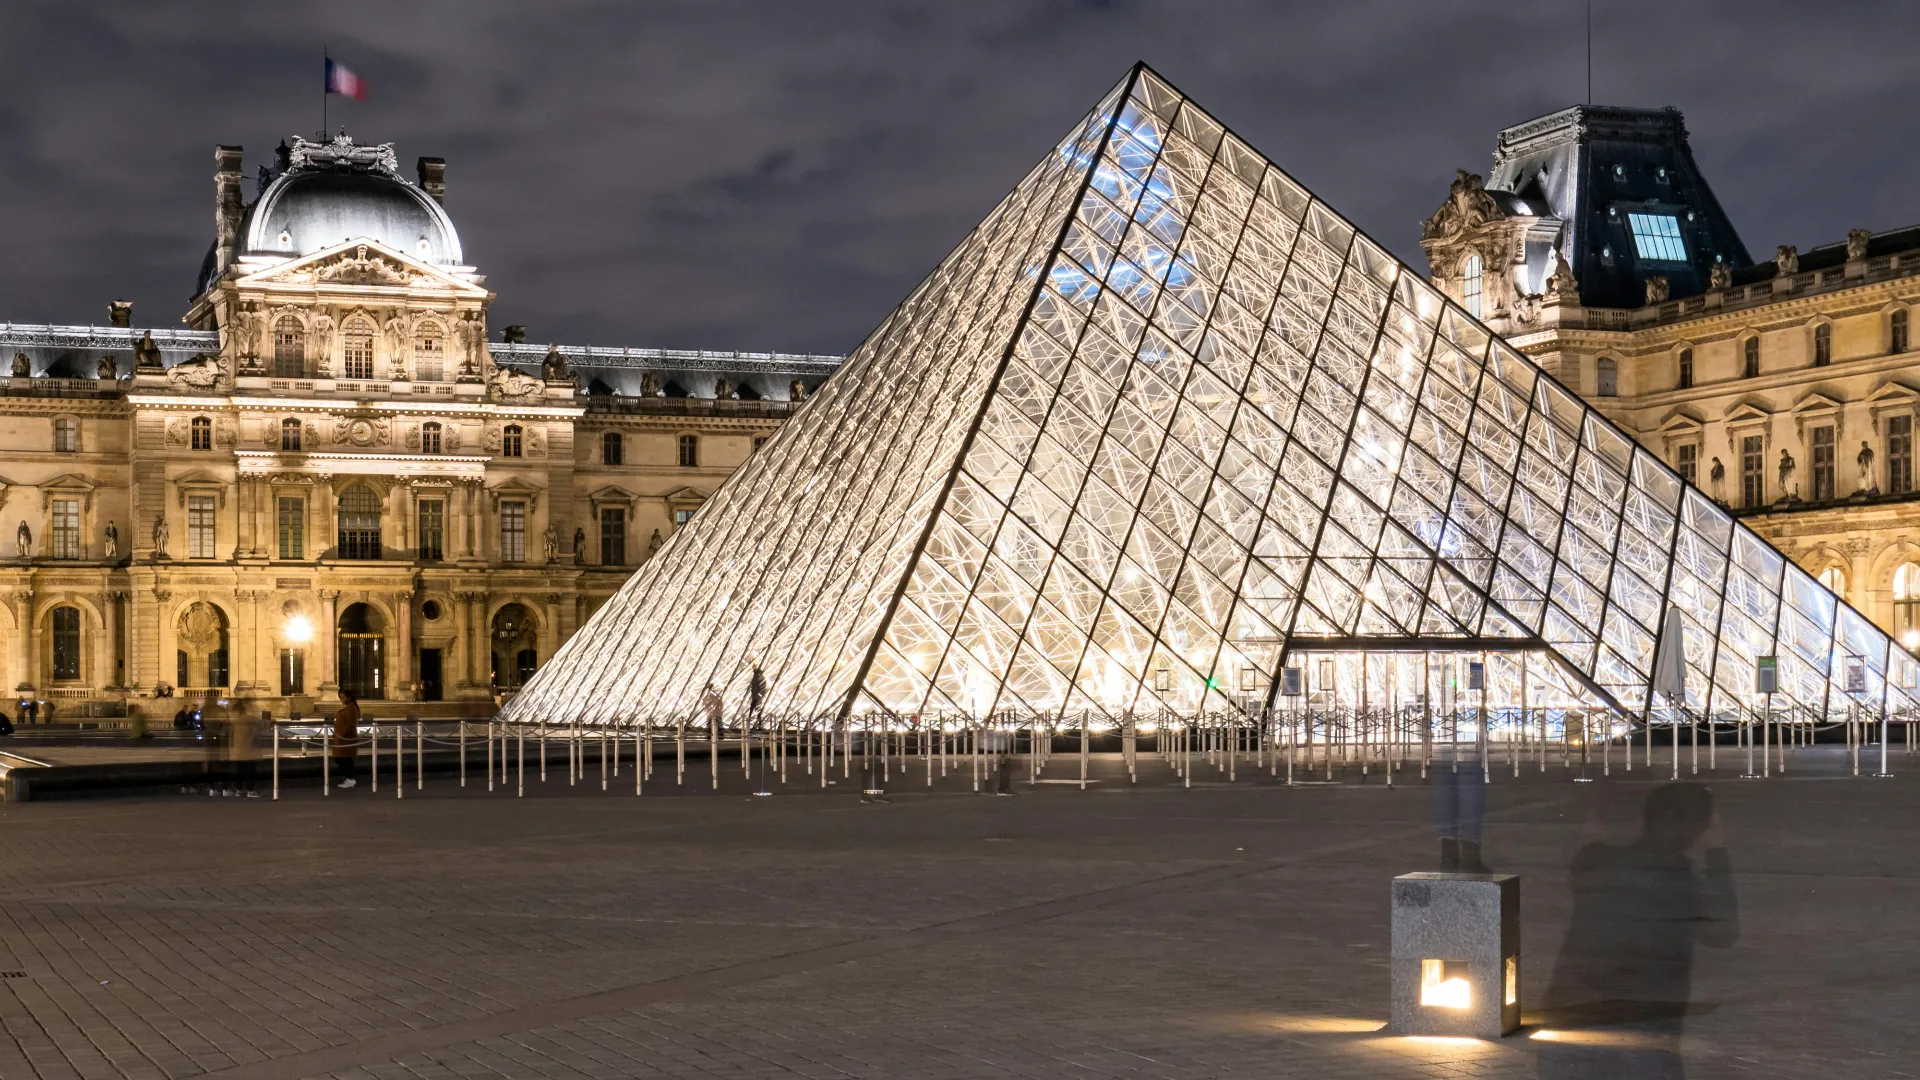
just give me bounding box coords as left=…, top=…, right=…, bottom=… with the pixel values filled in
left=0, top=1, right=1914, bottom=355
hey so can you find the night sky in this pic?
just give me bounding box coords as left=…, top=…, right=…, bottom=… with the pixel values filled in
left=2, top=1, right=1913, bottom=356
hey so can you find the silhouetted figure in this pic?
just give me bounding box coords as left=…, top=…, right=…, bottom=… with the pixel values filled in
left=1537, top=783, right=1738, bottom=1079
left=1434, top=761, right=1489, bottom=872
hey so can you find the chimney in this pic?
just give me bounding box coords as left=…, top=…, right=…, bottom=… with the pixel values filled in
left=214, top=145, right=245, bottom=277
left=107, top=301, right=132, bottom=328
left=417, top=156, right=446, bottom=203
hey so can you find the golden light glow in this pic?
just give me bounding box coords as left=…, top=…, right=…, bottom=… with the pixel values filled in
left=283, top=614, right=314, bottom=644
left=1420, top=959, right=1472, bottom=1009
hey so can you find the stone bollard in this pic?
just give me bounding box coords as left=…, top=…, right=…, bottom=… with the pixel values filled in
left=1389, top=872, right=1519, bottom=1038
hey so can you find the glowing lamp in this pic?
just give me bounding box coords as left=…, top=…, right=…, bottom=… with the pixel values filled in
left=283, top=614, right=314, bottom=645
left=1903, top=629, right=1920, bottom=651
left=1390, top=873, right=1520, bottom=1038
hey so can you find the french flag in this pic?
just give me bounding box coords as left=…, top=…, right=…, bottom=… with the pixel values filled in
left=325, top=56, right=365, bottom=100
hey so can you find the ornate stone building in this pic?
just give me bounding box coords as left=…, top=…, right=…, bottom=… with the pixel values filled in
left=0, top=135, right=837, bottom=718
left=1424, top=105, right=1920, bottom=647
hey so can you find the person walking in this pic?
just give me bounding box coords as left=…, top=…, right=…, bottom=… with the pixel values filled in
left=701, top=682, right=722, bottom=791
left=199, top=698, right=223, bottom=796
left=332, top=691, right=362, bottom=790
left=748, top=665, right=767, bottom=721
left=228, top=701, right=262, bottom=798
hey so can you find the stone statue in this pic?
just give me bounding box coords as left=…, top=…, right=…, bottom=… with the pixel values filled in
left=1543, top=245, right=1575, bottom=298
left=103, top=521, right=118, bottom=560
left=134, top=330, right=164, bottom=369
left=640, top=372, right=662, bottom=398
left=543, top=524, right=558, bottom=562
left=540, top=344, right=572, bottom=383
left=572, top=527, right=586, bottom=564
left=1775, top=245, right=1799, bottom=277
left=713, top=377, right=734, bottom=400
left=10, top=353, right=28, bottom=377
left=1644, top=275, right=1669, bottom=304
left=165, top=352, right=225, bottom=392
left=15, top=521, right=31, bottom=559
left=789, top=379, right=807, bottom=403
left=1859, top=440, right=1878, bottom=494
left=1709, top=260, right=1733, bottom=290
left=1709, top=457, right=1726, bottom=502
left=1848, top=228, right=1872, bottom=261
left=1420, top=169, right=1501, bottom=241
left=1778, top=449, right=1797, bottom=499
left=152, top=513, right=169, bottom=557
left=97, top=355, right=118, bottom=380
left=647, top=528, right=663, bottom=555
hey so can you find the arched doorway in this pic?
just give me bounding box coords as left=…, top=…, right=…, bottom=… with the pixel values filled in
left=175, top=602, right=229, bottom=690
left=490, top=603, right=539, bottom=691
left=338, top=602, right=385, bottom=699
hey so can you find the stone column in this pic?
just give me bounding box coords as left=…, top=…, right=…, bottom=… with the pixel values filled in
left=103, top=590, right=124, bottom=689
left=318, top=588, right=339, bottom=700
left=542, top=593, right=561, bottom=666
left=13, top=590, right=34, bottom=692
left=393, top=588, right=414, bottom=700
left=233, top=590, right=263, bottom=690
left=152, top=588, right=172, bottom=690
left=451, top=590, right=473, bottom=688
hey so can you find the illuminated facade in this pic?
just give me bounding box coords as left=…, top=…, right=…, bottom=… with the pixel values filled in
left=1425, top=106, right=1920, bottom=653
left=0, top=134, right=836, bottom=718
left=509, top=65, right=1919, bottom=729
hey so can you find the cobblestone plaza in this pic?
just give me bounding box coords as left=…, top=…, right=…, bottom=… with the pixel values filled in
left=0, top=753, right=1913, bottom=1079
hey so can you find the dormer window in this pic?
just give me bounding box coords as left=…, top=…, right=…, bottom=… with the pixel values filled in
left=1628, top=213, right=1686, bottom=262
left=416, top=236, right=430, bottom=257
left=278, top=229, right=292, bottom=250
left=1612, top=164, right=1625, bottom=180
left=1461, top=253, right=1482, bottom=319
left=1656, top=166, right=1669, bottom=183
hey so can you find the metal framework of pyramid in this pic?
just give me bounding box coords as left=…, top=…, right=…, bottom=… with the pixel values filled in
left=507, top=64, right=1919, bottom=727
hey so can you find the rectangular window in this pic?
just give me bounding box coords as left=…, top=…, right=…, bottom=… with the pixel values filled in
left=1740, top=435, right=1765, bottom=507
left=500, top=500, right=526, bottom=562
left=418, top=499, right=445, bottom=561
left=600, top=507, right=626, bottom=565
left=1675, top=444, right=1698, bottom=487
left=1810, top=425, right=1835, bottom=501
left=53, top=418, right=78, bottom=453
left=673, top=508, right=693, bottom=530
left=678, top=434, right=698, bottom=467
left=187, top=495, right=216, bottom=559
left=277, top=496, right=304, bottom=559
left=52, top=607, right=80, bottom=680
left=49, top=498, right=80, bottom=559
left=1890, top=416, right=1914, bottom=495
left=753, top=436, right=768, bottom=452
left=280, top=647, right=305, bottom=695
left=1627, top=212, right=1687, bottom=262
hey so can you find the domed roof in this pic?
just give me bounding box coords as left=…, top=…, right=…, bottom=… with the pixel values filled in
left=197, top=135, right=462, bottom=297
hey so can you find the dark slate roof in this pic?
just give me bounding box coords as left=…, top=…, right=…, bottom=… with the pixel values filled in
left=1487, top=105, right=1752, bottom=309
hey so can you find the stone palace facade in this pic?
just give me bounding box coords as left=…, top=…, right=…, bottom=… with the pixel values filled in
left=0, top=134, right=836, bottom=718
left=1423, top=104, right=1920, bottom=648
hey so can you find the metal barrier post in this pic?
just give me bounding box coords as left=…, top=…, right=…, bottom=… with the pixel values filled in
left=272, top=720, right=280, bottom=801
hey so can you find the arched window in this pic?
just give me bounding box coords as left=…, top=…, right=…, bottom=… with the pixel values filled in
left=1676, top=347, right=1693, bottom=390
left=342, top=316, right=375, bottom=380
left=53, top=417, right=78, bottom=453
left=1897, top=563, right=1920, bottom=649
left=501, top=424, right=523, bottom=458
left=280, top=417, right=302, bottom=452
left=273, top=315, right=305, bottom=378
left=1743, top=336, right=1760, bottom=379
left=1893, top=308, right=1910, bottom=355
left=1595, top=356, right=1618, bottom=397
left=1461, top=253, right=1483, bottom=318
left=421, top=421, right=442, bottom=455
left=678, top=434, right=699, bottom=467
left=413, top=321, right=444, bottom=381
left=190, top=416, right=212, bottom=451
left=1813, top=323, right=1832, bottom=367
left=1818, top=565, right=1846, bottom=597
left=51, top=606, right=80, bottom=681
left=603, top=431, right=622, bottom=465
left=336, top=485, right=382, bottom=560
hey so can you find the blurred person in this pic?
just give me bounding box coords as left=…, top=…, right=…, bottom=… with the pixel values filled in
left=1536, top=783, right=1739, bottom=1079
left=1434, top=758, right=1489, bottom=873
left=332, top=691, right=361, bottom=789
left=227, top=701, right=262, bottom=798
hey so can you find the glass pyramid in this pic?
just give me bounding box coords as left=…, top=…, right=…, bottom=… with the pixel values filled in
left=507, top=64, right=1918, bottom=728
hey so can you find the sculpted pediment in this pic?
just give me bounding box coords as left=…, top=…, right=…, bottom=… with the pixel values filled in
left=236, top=238, right=487, bottom=297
